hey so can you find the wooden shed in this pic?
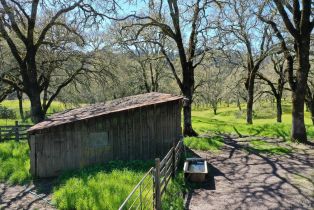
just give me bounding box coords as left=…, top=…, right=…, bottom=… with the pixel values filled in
left=28, top=92, right=183, bottom=178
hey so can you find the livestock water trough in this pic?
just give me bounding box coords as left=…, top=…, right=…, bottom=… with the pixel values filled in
left=183, top=158, right=208, bottom=182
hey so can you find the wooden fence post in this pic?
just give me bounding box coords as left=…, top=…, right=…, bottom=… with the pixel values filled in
left=155, top=158, right=161, bottom=210
left=15, top=121, right=19, bottom=141
left=172, top=142, right=176, bottom=178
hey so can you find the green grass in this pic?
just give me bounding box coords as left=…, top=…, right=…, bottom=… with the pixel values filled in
left=246, top=140, right=292, bottom=155
left=0, top=139, right=159, bottom=209
left=0, top=140, right=31, bottom=184
left=52, top=160, right=153, bottom=210
left=162, top=172, right=187, bottom=210
left=0, top=100, right=67, bottom=125
left=0, top=100, right=66, bottom=114
left=192, top=102, right=314, bottom=140
left=184, top=136, right=224, bottom=152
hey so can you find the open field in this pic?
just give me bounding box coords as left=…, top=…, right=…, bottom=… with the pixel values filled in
left=192, top=103, right=314, bottom=140
left=0, top=100, right=69, bottom=126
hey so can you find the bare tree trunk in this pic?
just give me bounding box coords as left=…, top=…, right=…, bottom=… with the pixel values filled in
left=16, top=90, right=25, bottom=122
left=24, top=54, right=45, bottom=123
left=182, top=63, right=197, bottom=136
left=263, top=0, right=313, bottom=143
left=276, top=95, right=282, bottom=123
left=291, top=39, right=310, bottom=143
left=246, top=76, right=255, bottom=124
left=182, top=89, right=197, bottom=136
left=28, top=88, right=45, bottom=123
left=182, top=62, right=198, bottom=136
left=183, top=99, right=197, bottom=136
left=246, top=95, right=253, bottom=124
left=291, top=91, right=307, bottom=142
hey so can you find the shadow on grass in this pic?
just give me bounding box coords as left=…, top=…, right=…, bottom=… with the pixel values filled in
left=184, top=136, right=224, bottom=152
left=54, top=160, right=154, bottom=187
left=233, top=124, right=290, bottom=141
left=245, top=140, right=292, bottom=155
left=193, top=116, right=293, bottom=140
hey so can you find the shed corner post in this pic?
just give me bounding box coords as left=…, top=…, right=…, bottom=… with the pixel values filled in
left=29, top=134, right=37, bottom=177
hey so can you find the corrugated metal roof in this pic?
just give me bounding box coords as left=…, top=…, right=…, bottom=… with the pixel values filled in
left=28, top=92, right=182, bottom=133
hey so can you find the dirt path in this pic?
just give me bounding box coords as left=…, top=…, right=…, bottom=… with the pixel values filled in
left=0, top=180, right=55, bottom=210
left=185, top=136, right=314, bottom=210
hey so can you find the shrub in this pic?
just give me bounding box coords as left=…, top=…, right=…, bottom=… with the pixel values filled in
left=0, top=105, right=16, bottom=119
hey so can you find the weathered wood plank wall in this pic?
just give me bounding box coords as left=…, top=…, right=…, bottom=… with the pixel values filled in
left=29, top=100, right=182, bottom=177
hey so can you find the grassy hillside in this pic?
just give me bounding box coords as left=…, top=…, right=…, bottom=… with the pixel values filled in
left=192, top=102, right=314, bottom=140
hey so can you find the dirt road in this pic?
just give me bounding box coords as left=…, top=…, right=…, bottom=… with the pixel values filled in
left=185, top=136, right=314, bottom=210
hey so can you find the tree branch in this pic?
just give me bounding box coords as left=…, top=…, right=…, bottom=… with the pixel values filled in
left=0, top=0, right=28, bottom=45
left=273, top=0, right=298, bottom=38
left=44, top=60, right=85, bottom=112
left=35, top=0, right=83, bottom=50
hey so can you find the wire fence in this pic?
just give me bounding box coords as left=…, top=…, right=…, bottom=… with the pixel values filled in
left=119, top=140, right=183, bottom=210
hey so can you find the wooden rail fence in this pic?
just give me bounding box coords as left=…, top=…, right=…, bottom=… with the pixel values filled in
left=0, top=121, right=31, bottom=142
left=119, top=140, right=183, bottom=210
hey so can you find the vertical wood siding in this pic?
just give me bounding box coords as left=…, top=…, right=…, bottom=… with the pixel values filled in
left=29, top=100, right=182, bottom=177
